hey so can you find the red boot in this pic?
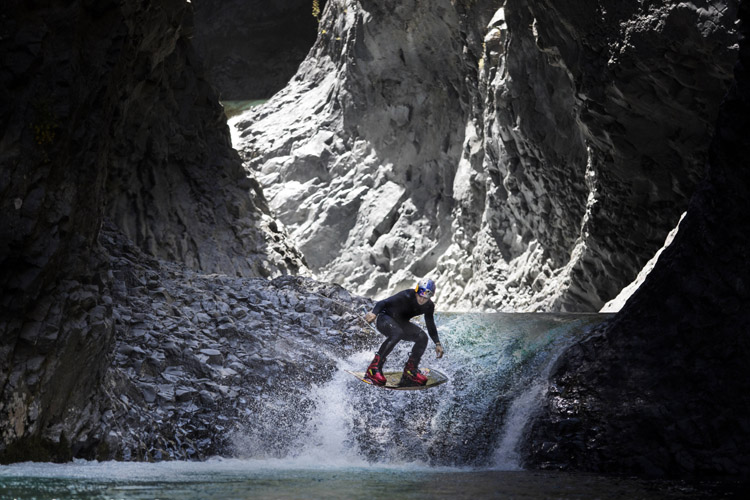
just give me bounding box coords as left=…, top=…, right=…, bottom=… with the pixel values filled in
left=399, top=356, right=428, bottom=387
left=364, top=354, right=387, bottom=386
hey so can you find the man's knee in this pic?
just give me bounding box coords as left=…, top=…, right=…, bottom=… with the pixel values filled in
left=405, top=323, right=427, bottom=341
left=377, top=315, right=397, bottom=336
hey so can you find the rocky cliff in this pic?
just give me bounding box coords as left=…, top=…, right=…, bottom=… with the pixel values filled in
left=234, top=0, right=738, bottom=312
left=0, top=0, right=303, bottom=461
left=85, top=223, right=370, bottom=461
left=522, top=2, right=750, bottom=478
left=235, top=0, right=475, bottom=303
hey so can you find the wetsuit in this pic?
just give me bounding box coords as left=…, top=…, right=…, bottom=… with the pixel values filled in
left=372, top=289, right=440, bottom=361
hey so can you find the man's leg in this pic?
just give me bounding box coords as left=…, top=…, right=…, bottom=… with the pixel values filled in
left=364, top=315, right=404, bottom=386
left=401, top=322, right=428, bottom=360
left=399, top=323, right=429, bottom=386
left=376, top=314, right=407, bottom=359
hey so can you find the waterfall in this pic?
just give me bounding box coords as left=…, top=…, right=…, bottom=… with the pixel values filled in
left=230, top=313, right=608, bottom=468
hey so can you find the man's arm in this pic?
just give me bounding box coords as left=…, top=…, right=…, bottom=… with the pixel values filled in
left=365, top=291, right=403, bottom=323
left=424, top=307, right=444, bottom=358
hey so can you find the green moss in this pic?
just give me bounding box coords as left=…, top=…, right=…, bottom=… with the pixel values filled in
left=0, top=434, right=73, bottom=464
left=312, top=0, right=321, bottom=21
left=220, top=100, right=267, bottom=119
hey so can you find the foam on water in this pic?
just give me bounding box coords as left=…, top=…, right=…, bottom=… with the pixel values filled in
left=0, top=456, right=459, bottom=481
left=276, top=356, right=370, bottom=469
left=224, top=313, right=608, bottom=469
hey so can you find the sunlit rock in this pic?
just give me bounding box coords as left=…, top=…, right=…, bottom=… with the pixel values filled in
left=234, top=0, right=738, bottom=312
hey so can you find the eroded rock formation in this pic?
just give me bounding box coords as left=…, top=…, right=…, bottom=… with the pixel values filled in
left=234, top=0, right=738, bottom=312
left=0, top=0, right=303, bottom=461
left=523, top=2, right=750, bottom=478
left=235, top=0, right=475, bottom=302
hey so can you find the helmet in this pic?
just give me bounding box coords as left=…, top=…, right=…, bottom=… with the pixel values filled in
left=415, top=278, right=436, bottom=298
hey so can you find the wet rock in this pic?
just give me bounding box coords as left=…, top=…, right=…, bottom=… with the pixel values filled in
left=47, top=224, right=374, bottom=461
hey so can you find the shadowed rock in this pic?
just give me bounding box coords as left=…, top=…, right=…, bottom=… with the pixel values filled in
left=0, top=0, right=303, bottom=461
left=523, top=1, right=750, bottom=478
left=191, top=0, right=324, bottom=100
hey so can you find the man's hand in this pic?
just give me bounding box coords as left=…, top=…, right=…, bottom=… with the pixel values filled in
left=365, top=312, right=376, bottom=324
left=435, top=343, right=444, bottom=359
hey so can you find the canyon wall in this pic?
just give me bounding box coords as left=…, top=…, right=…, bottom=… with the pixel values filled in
left=523, top=1, right=750, bottom=477
left=235, top=0, right=477, bottom=303
left=0, top=0, right=302, bottom=460
left=234, top=0, right=738, bottom=311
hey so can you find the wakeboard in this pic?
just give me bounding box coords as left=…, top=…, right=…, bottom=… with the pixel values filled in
left=346, top=367, right=449, bottom=391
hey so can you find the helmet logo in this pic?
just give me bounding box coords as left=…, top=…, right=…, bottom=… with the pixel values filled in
left=416, top=278, right=436, bottom=298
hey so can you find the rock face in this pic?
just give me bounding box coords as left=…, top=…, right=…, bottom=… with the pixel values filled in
left=0, top=0, right=303, bottom=461
left=95, top=223, right=371, bottom=461
left=235, top=0, right=738, bottom=311
left=522, top=2, right=750, bottom=478
left=191, top=0, right=323, bottom=99
left=236, top=0, right=474, bottom=302
left=102, top=2, right=305, bottom=278
left=3, top=219, right=370, bottom=462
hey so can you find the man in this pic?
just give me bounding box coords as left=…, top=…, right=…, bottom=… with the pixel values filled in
left=363, top=278, right=444, bottom=387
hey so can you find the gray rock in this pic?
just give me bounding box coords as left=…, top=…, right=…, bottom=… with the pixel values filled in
left=231, top=307, right=249, bottom=319
left=216, top=323, right=237, bottom=336
left=199, top=349, right=223, bottom=365
left=156, top=385, right=175, bottom=402
left=234, top=0, right=737, bottom=313
left=141, top=386, right=157, bottom=404
left=175, top=388, right=197, bottom=403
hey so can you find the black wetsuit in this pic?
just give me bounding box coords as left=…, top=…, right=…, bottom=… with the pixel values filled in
left=372, top=289, right=440, bottom=362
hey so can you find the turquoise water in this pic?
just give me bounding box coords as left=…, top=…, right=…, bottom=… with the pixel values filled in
left=0, top=459, right=727, bottom=499
left=338, top=313, right=610, bottom=467
left=221, top=100, right=267, bottom=119
left=2, top=314, right=740, bottom=498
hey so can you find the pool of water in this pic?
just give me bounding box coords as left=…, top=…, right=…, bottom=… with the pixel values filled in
left=0, top=459, right=734, bottom=499
left=221, top=100, right=268, bottom=119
